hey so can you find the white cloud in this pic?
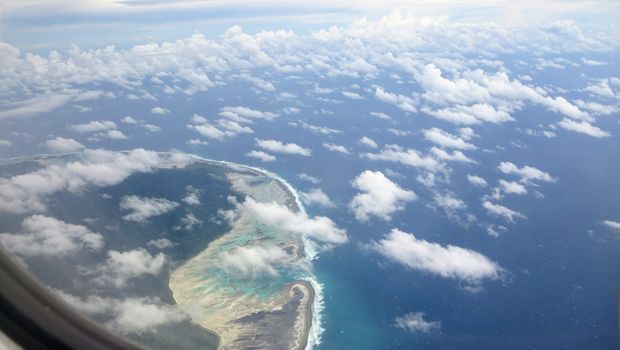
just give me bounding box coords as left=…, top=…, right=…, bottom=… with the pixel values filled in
left=220, top=245, right=292, bottom=278
left=219, top=106, right=278, bottom=121
left=95, top=248, right=166, bottom=287
left=498, top=162, right=555, bottom=183
left=359, top=136, right=378, bottom=148
left=0, top=149, right=182, bottom=214
left=0, top=94, right=73, bottom=120
left=323, top=142, right=349, bottom=154
left=375, top=87, right=416, bottom=112
left=120, top=195, right=179, bottom=223
left=602, top=220, right=620, bottom=231
left=297, top=173, right=321, bottom=184
left=234, top=73, right=275, bottom=91
left=301, top=188, right=334, bottom=207
left=246, top=150, right=277, bottom=162
left=45, top=137, right=84, bottom=152
left=71, top=120, right=117, bottom=133
left=142, top=124, right=162, bottom=132
left=395, top=312, right=440, bottom=333
left=421, top=104, right=512, bottom=125
left=581, top=58, right=607, bottom=66
left=55, top=291, right=187, bottom=336
left=189, top=116, right=254, bottom=141
left=369, top=111, right=392, bottom=120
left=430, top=147, right=475, bottom=163
left=415, top=63, right=589, bottom=122
left=585, top=79, right=616, bottom=98
left=151, top=107, right=169, bottom=114
left=558, top=118, right=610, bottom=138
left=255, top=138, right=311, bottom=156
left=349, top=170, right=416, bottom=222
left=0, top=215, right=103, bottom=257
left=105, top=129, right=128, bottom=140
left=147, top=238, right=176, bottom=249
left=483, top=201, right=526, bottom=222
left=362, top=145, right=442, bottom=172
left=424, top=128, right=476, bottom=150
left=121, top=116, right=138, bottom=124
left=182, top=186, right=201, bottom=205
left=229, top=197, right=347, bottom=251
left=499, top=179, right=528, bottom=194
left=297, top=121, right=342, bottom=135
left=174, top=212, right=202, bottom=231
left=368, top=229, right=503, bottom=284
left=467, top=175, right=488, bottom=187
left=342, top=91, right=364, bottom=100
left=186, top=138, right=208, bottom=146
left=0, top=139, right=11, bottom=147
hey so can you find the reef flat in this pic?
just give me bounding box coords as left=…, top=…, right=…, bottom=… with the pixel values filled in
left=170, top=164, right=315, bottom=350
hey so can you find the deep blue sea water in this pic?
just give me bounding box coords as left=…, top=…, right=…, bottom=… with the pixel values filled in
left=1, top=58, right=619, bottom=349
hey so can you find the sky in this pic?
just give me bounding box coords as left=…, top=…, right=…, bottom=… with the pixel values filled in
left=1, top=0, right=620, bottom=51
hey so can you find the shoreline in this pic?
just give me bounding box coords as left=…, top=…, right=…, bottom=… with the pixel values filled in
left=291, top=280, right=315, bottom=350
left=173, top=155, right=319, bottom=350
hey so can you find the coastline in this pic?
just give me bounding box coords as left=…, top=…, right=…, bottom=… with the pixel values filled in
left=171, top=155, right=320, bottom=350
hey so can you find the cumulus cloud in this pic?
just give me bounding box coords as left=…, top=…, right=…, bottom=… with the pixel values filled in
left=359, top=136, right=378, bottom=148
left=367, top=229, right=503, bottom=285
left=421, top=104, right=512, bottom=125
left=482, top=201, right=526, bottom=222
left=342, top=91, right=364, bottom=100
left=255, top=138, right=311, bottom=156
left=498, top=162, right=555, bottom=184
left=296, top=121, right=342, bottom=135
left=95, top=248, right=166, bottom=287
left=105, top=129, right=128, bottom=140
left=375, top=87, right=416, bottom=112
left=467, top=175, right=488, bottom=187
left=395, top=312, right=440, bottom=333
left=415, top=63, right=589, bottom=123
left=349, top=170, right=416, bottom=222
left=120, top=195, right=179, bottom=223
left=55, top=291, right=187, bottom=335
left=297, top=173, right=321, bottom=184
left=424, top=128, right=476, bottom=150
left=369, top=111, right=392, bottom=120
left=219, top=106, right=278, bottom=122
left=362, top=145, right=442, bottom=172
left=0, top=149, right=182, bottom=214
left=228, top=197, right=347, bottom=251
left=558, top=118, right=610, bottom=138
left=151, top=107, right=169, bottom=115
left=300, top=188, right=334, bottom=207
left=174, top=212, right=202, bottom=231
left=182, top=186, right=201, bottom=205
left=430, top=147, right=475, bottom=163
left=147, top=238, right=176, bottom=249
left=71, top=120, right=117, bottom=133
left=45, top=137, right=84, bottom=152
left=246, top=150, right=277, bottom=162
left=189, top=114, right=254, bottom=141
left=499, top=179, right=528, bottom=195
left=323, top=142, right=349, bottom=154
left=0, top=215, right=103, bottom=257
left=220, top=245, right=294, bottom=278
left=121, top=116, right=138, bottom=124
left=602, top=220, right=620, bottom=232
